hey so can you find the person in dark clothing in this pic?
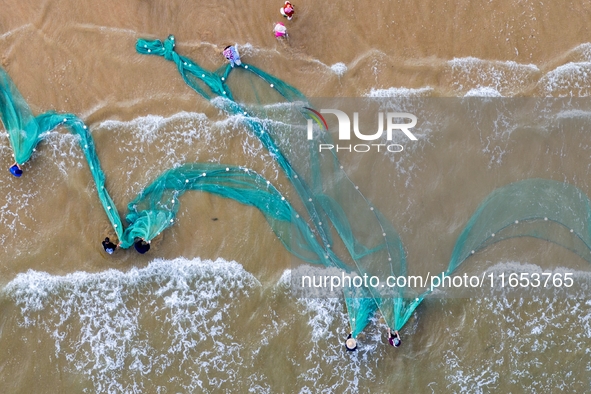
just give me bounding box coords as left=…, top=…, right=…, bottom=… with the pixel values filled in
left=134, top=238, right=151, bottom=254
left=388, top=327, right=401, bottom=347
left=102, top=237, right=118, bottom=254
left=345, top=332, right=357, bottom=351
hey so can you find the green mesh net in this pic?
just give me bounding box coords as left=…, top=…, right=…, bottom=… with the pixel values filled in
left=445, top=178, right=591, bottom=273
left=135, top=36, right=591, bottom=335
left=4, top=37, right=591, bottom=342
left=0, top=67, right=49, bottom=165
left=0, top=68, right=127, bottom=242
left=0, top=66, right=322, bottom=255
left=122, top=162, right=331, bottom=263
left=136, top=36, right=418, bottom=336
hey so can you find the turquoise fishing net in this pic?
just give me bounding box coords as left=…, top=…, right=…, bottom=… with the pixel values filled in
left=445, top=178, right=591, bottom=273
left=0, top=68, right=127, bottom=241
left=135, top=36, right=591, bottom=335
left=0, top=67, right=48, bottom=165
left=0, top=66, right=323, bottom=256
left=4, top=36, right=591, bottom=341
left=122, top=162, right=329, bottom=264
left=136, top=36, right=417, bottom=336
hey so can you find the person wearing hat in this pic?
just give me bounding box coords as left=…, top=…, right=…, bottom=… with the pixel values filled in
left=273, top=22, right=288, bottom=38
left=345, top=332, right=357, bottom=351
left=388, top=327, right=401, bottom=347
left=280, top=1, right=295, bottom=20
left=9, top=162, right=23, bottom=177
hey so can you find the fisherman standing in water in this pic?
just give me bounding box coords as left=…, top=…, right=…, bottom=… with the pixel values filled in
left=280, top=1, right=295, bottom=20
left=102, top=237, right=118, bottom=255
left=8, top=162, right=22, bottom=177
left=223, top=45, right=241, bottom=67
left=134, top=237, right=151, bottom=254
left=273, top=22, right=288, bottom=39
left=345, top=332, right=357, bottom=351
left=388, top=327, right=401, bottom=347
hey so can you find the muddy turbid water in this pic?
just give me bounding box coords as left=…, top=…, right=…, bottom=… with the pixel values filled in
left=1, top=1, right=591, bottom=392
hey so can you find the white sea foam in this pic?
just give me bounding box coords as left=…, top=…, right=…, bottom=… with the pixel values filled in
left=555, top=109, right=591, bottom=120
left=366, top=86, right=434, bottom=98
left=99, top=111, right=209, bottom=145
left=539, top=62, right=591, bottom=97
left=444, top=297, right=591, bottom=391
left=4, top=257, right=262, bottom=393
left=0, top=131, right=86, bottom=250
left=464, top=87, right=503, bottom=97
left=448, top=57, right=539, bottom=96
left=294, top=286, right=383, bottom=393
left=237, top=42, right=281, bottom=58
left=2, top=258, right=384, bottom=392
left=441, top=260, right=591, bottom=391
left=97, top=111, right=225, bottom=195
left=0, top=24, right=33, bottom=41
left=41, top=132, right=86, bottom=175
left=277, top=268, right=292, bottom=288
left=330, top=62, right=348, bottom=76
left=237, top=43, right=349, bottom=77
left=3, top=255, right=591, bottom=391
left=97, top=109, right=282, bottom=193
left=569, top=43, right=591, bottom=63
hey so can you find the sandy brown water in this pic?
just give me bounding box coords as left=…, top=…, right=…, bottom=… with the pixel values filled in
left=1, top=0, right=591, bottom=393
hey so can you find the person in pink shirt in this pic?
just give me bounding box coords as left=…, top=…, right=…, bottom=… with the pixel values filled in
left=273, top=22, right=288, bottom=38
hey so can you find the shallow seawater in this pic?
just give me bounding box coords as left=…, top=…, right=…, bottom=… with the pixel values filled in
left=2, top=0, right=591, bottom=392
